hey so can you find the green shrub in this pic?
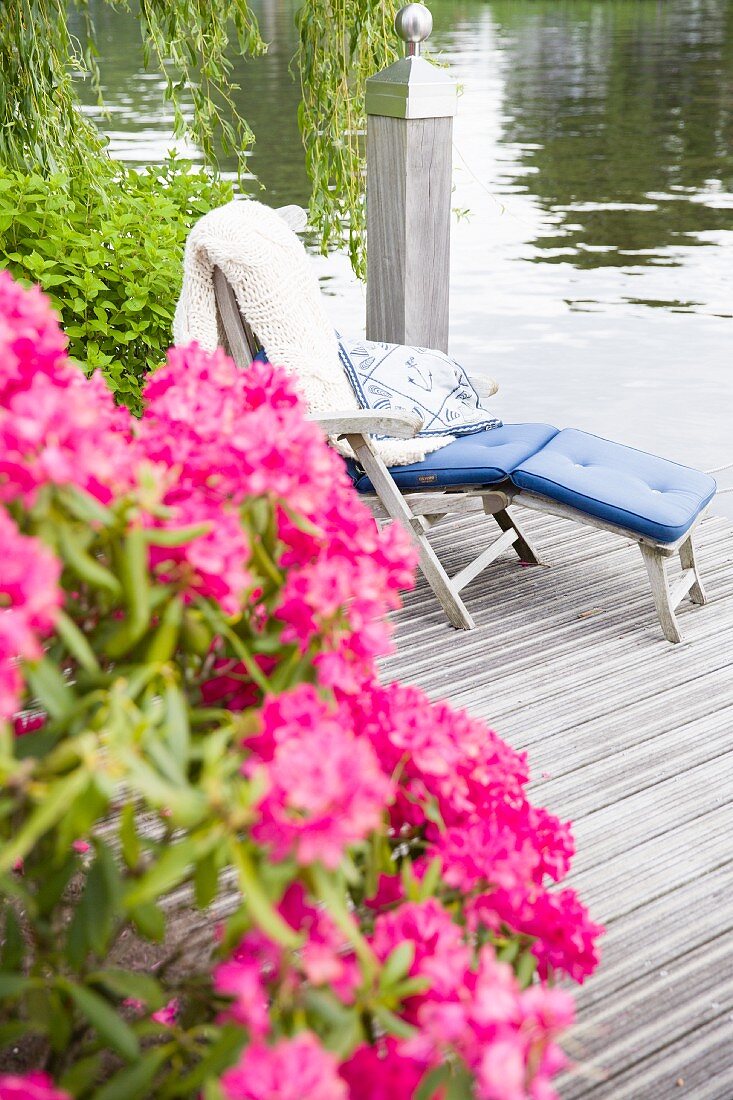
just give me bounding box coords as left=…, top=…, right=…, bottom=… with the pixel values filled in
left=0, top=160, right=232, bottom=412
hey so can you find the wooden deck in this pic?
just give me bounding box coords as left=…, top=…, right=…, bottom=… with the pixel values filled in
left=381, top=506, right=733, bottom=1100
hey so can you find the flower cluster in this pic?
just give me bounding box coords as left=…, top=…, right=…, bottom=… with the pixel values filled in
left=368, top=901, right=575, bottom=1099
left=0, top=1073, right=70, bottom=1100
left=0, top=270, right=130, bottom=506
left=221, top=1033, right=347, bottom=1100
left=0, top=509, right=61, bottom=720
left=0, top=273, right=602, bottom=1099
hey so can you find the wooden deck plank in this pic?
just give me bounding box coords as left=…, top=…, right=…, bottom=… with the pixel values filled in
left=577, top=864, right=733, bottom=1009
left=380, top=511, right=733, bottom=1098
left=562, top=936, right=733, bottom=1098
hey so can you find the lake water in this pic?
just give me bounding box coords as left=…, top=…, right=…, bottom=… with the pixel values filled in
left=77, top=0, right=733, bottom=506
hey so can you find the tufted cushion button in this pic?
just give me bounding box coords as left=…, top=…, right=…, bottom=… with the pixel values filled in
left=510, top=428, right=717, bottom=544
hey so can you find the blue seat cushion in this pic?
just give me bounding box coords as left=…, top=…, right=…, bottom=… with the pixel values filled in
left=346, top=423, right=559, bottom=493
left=511, top=428, right=717, bottom=544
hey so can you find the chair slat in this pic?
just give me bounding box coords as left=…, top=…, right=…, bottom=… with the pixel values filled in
left=213, top=266, right=259, bottom=368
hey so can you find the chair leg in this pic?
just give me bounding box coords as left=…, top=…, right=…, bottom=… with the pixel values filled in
left=347, top=433, right=476, bottom=630
left=679, top=533, right=707, bottom=605
left=414, top=531, right=476, bottom=629
left=490, top=507, right=543, bottom=565
left=640, top=544, right=683, bottom=643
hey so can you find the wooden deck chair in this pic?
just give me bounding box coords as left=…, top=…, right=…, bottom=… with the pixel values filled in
left=213, top=266, right=715, bottom=643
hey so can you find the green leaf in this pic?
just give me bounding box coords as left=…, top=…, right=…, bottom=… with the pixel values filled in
left=120, top=803, right=141, bottom=869
left=105, top=529, right=151, bottom=658
left=142, top=524, right=209, bottom=548
left=54, top=609, right=101, bottom=673
left=0, top=907, right=23, bottom=971
left=124, top=836, right=209, bottom=908
left=144, top=597, right=184, bottom=664
left=372, top=1005, right=418, bottom=1040
left=47, top=987, right=73, bottom=1051
left=201, top=1082, right=228, bottom=1100
left=62, top=981, right=140, bottom=1062
left=0, top=973, right=31, bottom=998
left=23, top=657, right=75, bottom=722
left=418, top=856, right=443, bottom=900
left=130, top=902, right=166, bottom=943
left=36, top=855, right=77, bottom=917
left=379, top=941, right=415, bottom=990
left=516, top=949, right=538, bottom=989
left=94, top=1046, right=172, bottom=1100
left=162, top=1026, right=244, bottom=1097
left=229, top=841, right=300, bottom=949
left=0, top=1022, right=27, bottom=1049
left=87, top=968, right=165, bottom=1012
left=194, top=849, right=220, bottom=909
left=164, top=675, right=190, bottom=764
left=415, top=1065, right=453, bottom=1100
left=0, top=770, right=88, bottom=873
left=57, top=526, right=121, bottom=598
left=59, top=1053, right=104, bottom=1095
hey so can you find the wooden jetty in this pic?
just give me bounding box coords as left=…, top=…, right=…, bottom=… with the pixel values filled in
left=381, top=506, right=733, bottom=1099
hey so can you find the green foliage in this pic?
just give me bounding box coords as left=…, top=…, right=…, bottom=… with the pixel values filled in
left=297, top=0, right=399, bottom=276
left=0, top=479, right=438, bottom=1093
left=0, top=0, right=398, bottom=279
left=0, top=161, right=232, bottom=412
left=0, top=0, right=264, bottom=181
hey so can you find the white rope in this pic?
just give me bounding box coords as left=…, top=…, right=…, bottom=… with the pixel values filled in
left=705, top=461, right=733, bottom=475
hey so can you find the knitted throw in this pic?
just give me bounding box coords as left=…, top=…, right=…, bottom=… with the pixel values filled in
left=173, top=199, right=452, bottom=466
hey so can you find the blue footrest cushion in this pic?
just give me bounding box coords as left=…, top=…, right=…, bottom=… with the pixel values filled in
left=346, top=423, right=559, bottom=493
left=510, top=428, right=717, bottom=544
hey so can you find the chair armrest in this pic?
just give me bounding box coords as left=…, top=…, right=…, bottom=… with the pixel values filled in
left=310, top=409, right=423, bottom=440
left=467, top=372, right=499, bottom=401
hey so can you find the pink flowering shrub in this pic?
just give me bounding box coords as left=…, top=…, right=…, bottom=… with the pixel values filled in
left=0, top=272, right=602, bottom=1098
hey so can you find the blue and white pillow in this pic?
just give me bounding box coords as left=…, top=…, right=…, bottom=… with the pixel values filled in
left=337, top=336, right=501, bottom=438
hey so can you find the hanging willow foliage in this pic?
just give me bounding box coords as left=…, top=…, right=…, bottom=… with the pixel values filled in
left=296, top=0, right=398, bottom=276
left=0, top=0, right=265, bottom=177
left=0, top=0, right=398, bottom=274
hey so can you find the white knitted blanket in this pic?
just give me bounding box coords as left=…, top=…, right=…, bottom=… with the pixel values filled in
left=173, top=199, right=452, bottom=466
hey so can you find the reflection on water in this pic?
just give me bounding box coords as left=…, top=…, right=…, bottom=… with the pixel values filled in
left=75, top=0, right=732, bottom=484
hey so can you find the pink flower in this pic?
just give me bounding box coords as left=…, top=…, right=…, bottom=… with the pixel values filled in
left=477, top=1039, right=527, bottom=1100
left=470, top=888, right=603, bottom=983
left=147, top=497, right=252, bottom=615
left=0, top=272, right=130, bottom=506
left=371, top=900, right=471, bottom=1010
left=220, top=1033, right=347, bottom=1100
left=249, top=687, right=392, bottom=868
left=200, top=656, right=277, bottom=712
left=13, top=712, right=46, bottom=737
left=403, top=945, right=575, bottom=1100
left=151, top=998, right=180, bottom=1027
left=0, top=508, right=61, bottom=721
left=279, top=884, right=360, bottom=1002
left=214, top=955, right=271, bottom=1038
left=0, top=1072, right=71, bottom=1100
left=339, top=1039, right=427, bottom=1099
left=345, top=681, right=529, bottom=832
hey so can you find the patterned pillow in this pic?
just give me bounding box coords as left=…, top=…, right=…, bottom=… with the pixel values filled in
left=337, top=336, right=502, bottom=437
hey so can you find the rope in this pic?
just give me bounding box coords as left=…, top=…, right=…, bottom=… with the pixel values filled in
left=705, top=461, right=733, bottom=475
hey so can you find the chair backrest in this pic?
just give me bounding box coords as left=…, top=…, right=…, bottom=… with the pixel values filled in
left=213, top=266, right=260, bottom=369
left=211, top=207, right=307, bottom=371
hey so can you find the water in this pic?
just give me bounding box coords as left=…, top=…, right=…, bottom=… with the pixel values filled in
left=76, top=0, right=732, bottom=505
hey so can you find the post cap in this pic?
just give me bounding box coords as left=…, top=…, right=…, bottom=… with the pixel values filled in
left=395, top=4, right=433, bottom=55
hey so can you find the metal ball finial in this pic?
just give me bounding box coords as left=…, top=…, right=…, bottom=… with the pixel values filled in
left=394, top=3, right=433, bottom=56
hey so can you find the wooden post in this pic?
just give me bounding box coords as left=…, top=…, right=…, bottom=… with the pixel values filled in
left=365, top=4, right=457, bottom=352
